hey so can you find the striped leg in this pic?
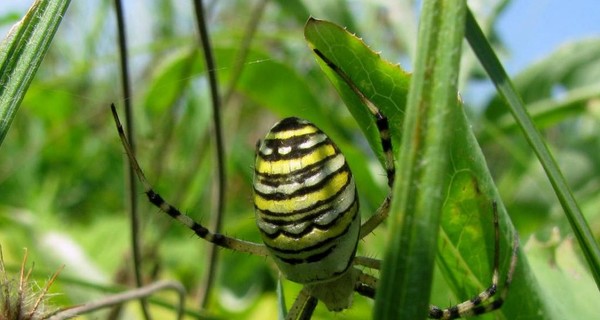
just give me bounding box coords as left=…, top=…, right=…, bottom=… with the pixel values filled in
left=350, top=202, right=519, bottom=319
left=110, top=104, right=269, bottom=257
left=311, top=49, right=395, bottom=238
left=354, top=269, right=378, bottom=299
left=428, top=202, right=519, bottom=319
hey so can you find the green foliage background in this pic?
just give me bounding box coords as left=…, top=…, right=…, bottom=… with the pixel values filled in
left=0, top=1, right=599, bottom=319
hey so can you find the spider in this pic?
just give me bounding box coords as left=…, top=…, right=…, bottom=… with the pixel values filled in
left=110, top=48, right=518, bottom=319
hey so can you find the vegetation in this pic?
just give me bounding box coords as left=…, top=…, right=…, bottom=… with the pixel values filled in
left=0, top=1, right=598, bottom=319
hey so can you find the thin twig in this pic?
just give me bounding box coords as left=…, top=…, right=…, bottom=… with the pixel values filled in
left=46, top=280, right=186, bottom=320
left=191, top=0, right=226, bottom=309
left=113, top=1, right=150, bottom=319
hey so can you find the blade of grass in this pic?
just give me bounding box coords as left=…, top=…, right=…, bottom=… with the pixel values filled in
left=465, top=8, right=600, bottom=290
left=375, top=1, right=466, bottom=319
left=480, top=82, right=600, bottom=141
left=0, top=0, right=71, bottom=146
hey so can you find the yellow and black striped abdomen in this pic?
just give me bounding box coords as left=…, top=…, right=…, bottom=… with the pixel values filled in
left=254, top=117, right=360, bottom=284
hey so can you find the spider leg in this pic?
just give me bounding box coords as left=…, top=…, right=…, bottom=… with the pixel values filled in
left=110, top=104, right=269, bottom=257
left=351, top=203, right=519, bottom=319
left=354, top=269, right=378, bottom=299
left=354, top=256, right=381, bottom=270
left=286, top=286, right=318, bottom=320
left=359, top=196, right=390, bottom=238
left=428, top=202, right=519, bottom=319
left=311, top=49, right=396, bottom=239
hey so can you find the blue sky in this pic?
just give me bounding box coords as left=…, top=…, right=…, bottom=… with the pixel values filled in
left=497, top=1, right=600, bottom=73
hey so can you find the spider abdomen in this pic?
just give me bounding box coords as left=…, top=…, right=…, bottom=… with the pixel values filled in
left=253, top=117, right=360, bottom=284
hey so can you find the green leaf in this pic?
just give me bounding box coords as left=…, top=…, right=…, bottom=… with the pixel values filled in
left=305, top=6, right=550, bottom=320
left=0, top=0, right=71, bottom=146
left=466, top=8, right=600, bottom=291
left=437, top=106, right=553, bottom=319
left=304, top=18, right=409, bottom=165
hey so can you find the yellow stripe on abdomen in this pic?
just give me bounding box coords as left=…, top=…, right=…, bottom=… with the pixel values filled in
left=254, top=169, right=349, bottom=214
left=253, top=117, right=360, bottom=284
left=255, top=143, right=337, bottom=175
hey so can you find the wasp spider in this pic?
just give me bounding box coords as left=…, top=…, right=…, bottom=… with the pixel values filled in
left=110, top=49, right=518, bottom=319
